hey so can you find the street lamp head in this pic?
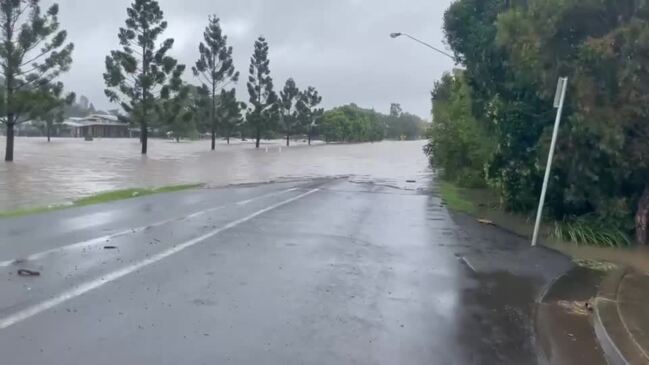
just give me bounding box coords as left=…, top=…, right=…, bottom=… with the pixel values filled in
left=390, top=32, right=402, bottom=39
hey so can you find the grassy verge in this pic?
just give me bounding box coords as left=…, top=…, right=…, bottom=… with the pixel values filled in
left=440, top=180, right=545, bottom=238
left=440, top=180, right=649, bottom=272
left=0, top=206, right=65, bottom=219
left=0, top=183, right=203, bottom=218
left=439, top=181, right=476, bottom=214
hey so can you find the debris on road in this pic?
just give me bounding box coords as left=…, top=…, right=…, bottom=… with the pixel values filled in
left=17, top=269, right=41, bottom=277
left=477, top=219, right=494, bottom=225
left=406, top=180, right=417, bottom=183
left=573, top=259, right=618, bottom=272
left=556, top=300, right=594, bottom=316
left=104, top=246, right=118, bottom=250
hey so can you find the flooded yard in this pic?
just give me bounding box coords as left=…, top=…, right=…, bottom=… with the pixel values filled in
left=0, top=137, right=432, bottom=211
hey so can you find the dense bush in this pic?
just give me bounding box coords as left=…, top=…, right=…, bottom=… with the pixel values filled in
left=429, top=0, right=649, bottom=244
left=319, top=105, right=379, bottom=142
left=425, top=73, right=493, bottom=188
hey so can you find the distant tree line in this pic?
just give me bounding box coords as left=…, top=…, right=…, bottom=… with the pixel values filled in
left=426, top=0, right=649, bottom=245
left=320, top=103, right=427, bottom=143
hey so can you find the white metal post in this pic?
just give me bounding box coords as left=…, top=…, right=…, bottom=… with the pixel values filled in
left=532, top=77, right=568, bottom=247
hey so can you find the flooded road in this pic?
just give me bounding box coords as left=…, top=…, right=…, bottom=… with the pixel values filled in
left=0, top=138, right=431, bottom=211
left=0, top=178, right=571, bottom=364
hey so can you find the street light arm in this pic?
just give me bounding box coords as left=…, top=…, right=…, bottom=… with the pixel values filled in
left=392, top=32, right=455, bottom=60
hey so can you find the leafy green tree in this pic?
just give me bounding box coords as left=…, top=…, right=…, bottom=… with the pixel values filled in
left=184, top=84, right=210, bottom=136
left=104, top=0, right=185, bottom=155
left=385, top=102, right=426, bottom=140
left=279, top=78, right=300, bottom=146
left=320, top=104, right=384, bottom=143
left=30, top=86, right=75, bottom=142
left=156, top=85, right=194, bottom=142
left=445, top=0, right=549, bottom=211
left=425, top=72, right=494, bottom=187
left=216, top=89, right=244, bottom=144
left=0, top=0, right=74, bottom=161
left=297, top=86, right=323, bottom=145
left=390, top=103, right=403, bottom=118
left=193, top=15, right=239, bottom=150
left=437, top=0, right=649, bottom=244
left=246, top=36, right=277, bottom=148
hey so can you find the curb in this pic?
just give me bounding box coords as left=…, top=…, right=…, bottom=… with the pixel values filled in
left=534, top=266, right=610, bottom=365
left=533, top=268, right=573, bottom=365
left=593, top=267, right=647, bottom=365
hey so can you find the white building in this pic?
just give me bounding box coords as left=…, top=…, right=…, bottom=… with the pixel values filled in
left=62, top=114, right=129, bottom=138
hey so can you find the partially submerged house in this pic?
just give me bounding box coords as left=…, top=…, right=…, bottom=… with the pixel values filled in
left=62, top=114, right=129, bottom=138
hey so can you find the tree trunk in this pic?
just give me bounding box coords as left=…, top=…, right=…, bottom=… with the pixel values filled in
left=255, top=127, right=261, bottom=149
left=141, top=122, right=148, bottom=155
left=47, top=122, right=51, bottom=142
left=4, top=6, right=15, bottom=162
left=141, top=41, right=149, bottom=155
left=4, top=121, right=14, bottom=162
left=211, top=85, right=216, bottom=151
left=308, top=127, right=312, bottom=146
left=635, top=184, right=649, bottom=245
left=286, top=133, right=290, bottom=147
left=226, top=134, right=230, bottom=145
left=211, top=126, right=216, bottom=150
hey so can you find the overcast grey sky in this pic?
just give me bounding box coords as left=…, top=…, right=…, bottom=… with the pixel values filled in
left=52, top=0, right=455, bottom=119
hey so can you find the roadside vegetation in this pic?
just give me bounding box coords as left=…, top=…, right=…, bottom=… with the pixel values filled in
left=439, top=182, right=476, bottom=214
left=429, top=0, right=649, bottom=247
left=0, top=184, right=202, bottom=218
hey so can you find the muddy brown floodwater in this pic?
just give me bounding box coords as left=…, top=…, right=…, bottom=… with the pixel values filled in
left=0, top=137, right=432, bottom=211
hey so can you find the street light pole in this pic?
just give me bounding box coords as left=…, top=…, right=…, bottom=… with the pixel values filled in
left=390, top=32, right=455, bottom=60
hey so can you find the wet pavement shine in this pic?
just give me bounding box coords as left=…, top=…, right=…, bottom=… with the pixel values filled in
left=0, top=174, right=573, bottom=364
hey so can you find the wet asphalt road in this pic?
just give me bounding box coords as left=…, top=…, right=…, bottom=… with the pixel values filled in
left=0, top=179, right=572, bottom=364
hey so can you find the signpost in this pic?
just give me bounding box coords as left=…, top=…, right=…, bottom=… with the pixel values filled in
left=532, top=77, right=568, bottom=247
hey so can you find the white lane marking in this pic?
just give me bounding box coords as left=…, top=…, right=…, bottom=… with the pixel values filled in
left=0, top=188, right=319, bottom=330
left=237, top=198, right=256, bottom=206
left=0, top=188, right=298, bottom=268
left=461, top=257, right=477, bottom=273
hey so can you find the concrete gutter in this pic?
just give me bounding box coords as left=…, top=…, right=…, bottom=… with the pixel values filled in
left=593, top=268, right=649, bottom=365
left=534, top=266, right=608, bottom=365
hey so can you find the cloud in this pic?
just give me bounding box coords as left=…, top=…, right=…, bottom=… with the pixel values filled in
left=48, top=0, right=455, bottom=119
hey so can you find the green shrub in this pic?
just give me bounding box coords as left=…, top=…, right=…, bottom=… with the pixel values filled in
left=552, top=215, right=632, bottom=248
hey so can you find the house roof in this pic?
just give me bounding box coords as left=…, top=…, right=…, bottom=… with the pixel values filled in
left=63, top=114, right=126, bottom=128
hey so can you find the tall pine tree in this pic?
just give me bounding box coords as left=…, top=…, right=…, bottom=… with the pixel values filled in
left=1, top=0, right=74, bottom=161
left=297, top=87, right=323, bottom=145
left=104, top=0, right=184, bottom=155
left=246, top=36, right=277, bottom=149
left=279, top=78, right=300, bottom=147
left=193, top=16, right=239, bottom=150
